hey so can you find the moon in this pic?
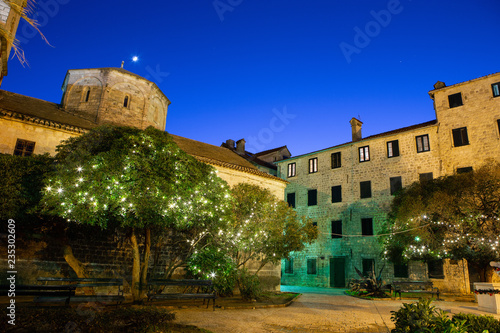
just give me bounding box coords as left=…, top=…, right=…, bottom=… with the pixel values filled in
left=132, top=56, right=139, bottom=62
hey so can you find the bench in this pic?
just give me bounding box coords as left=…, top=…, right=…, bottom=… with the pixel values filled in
left=37, top=277, right=125, bottom=305
left=1, top=284, right=76, bottom=306
left=392, top=281, right=440, bottom=300
left=147, top=279, right=216, bottom=310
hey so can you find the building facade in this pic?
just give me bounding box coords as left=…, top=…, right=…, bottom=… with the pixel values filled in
left=276, top=72, right=500, bottom=293
left=0, top=66, right=287, bottom=290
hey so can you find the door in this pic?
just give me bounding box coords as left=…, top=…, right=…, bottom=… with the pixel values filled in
left=330, top=257, right=346, bottom=288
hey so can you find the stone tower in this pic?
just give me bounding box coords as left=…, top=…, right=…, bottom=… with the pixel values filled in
left=61, top=67, right=171, bottom=131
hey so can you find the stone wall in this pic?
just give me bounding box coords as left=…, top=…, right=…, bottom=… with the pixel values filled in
left=278, top=121, right=442, bottom=286
left=61, top=68, right=170, bottom=131
left=0, top=117, right=79, bottom=155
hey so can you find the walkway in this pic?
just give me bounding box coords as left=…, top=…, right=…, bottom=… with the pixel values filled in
left=173, top=286, right=499, bottom=333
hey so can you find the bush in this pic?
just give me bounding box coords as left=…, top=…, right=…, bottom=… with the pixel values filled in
left=237, top=268, right=262, bottom=301
left=187, top=246, right=238, bottom=297
left=391, top=299, right=500, bottom=333
left=391, top=298, right=453, bottom=333
left=453, top=313, right=500, bottom=333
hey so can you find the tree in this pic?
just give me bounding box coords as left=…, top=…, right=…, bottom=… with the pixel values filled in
left=383, top=162, right=500, bottom=281
left=41, top=126, right=233, bottom=302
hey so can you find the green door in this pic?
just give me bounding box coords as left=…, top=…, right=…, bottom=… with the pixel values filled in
left=330, top=257, right=346, bottom=288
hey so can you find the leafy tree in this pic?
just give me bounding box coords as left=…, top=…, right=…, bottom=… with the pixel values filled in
left=228, top=183, right=318, bottom=273
left=383, top=162, right=500, bottom=281
left=41, top=126, right=233, bottom=301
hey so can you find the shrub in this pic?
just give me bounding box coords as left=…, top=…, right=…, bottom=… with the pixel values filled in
left=187, top=246, right=238, bottom=296
left=237, top=268, right=262, bottom=301
left=391, top=298, right=451, bottom=333
left=453, top=313, right=500, bottom=333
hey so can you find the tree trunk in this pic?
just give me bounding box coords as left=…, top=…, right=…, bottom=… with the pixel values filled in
left=486, top=265, right=494, bottom=282
left=130, top=229, right=142, bottom=303
left=62, top=244, right=94, bottom=295
left=139, top=228, right=151, bottom=299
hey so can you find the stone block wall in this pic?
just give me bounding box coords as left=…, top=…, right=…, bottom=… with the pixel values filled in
left=61, top=68, right=170, bottom=131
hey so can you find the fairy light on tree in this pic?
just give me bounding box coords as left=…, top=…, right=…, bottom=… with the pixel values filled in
left=41, top=125, right=233, bottom=302
left=382, top=161, right=500, bottom=281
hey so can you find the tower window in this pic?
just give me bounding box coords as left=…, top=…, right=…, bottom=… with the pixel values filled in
left=83, top=88, right=91, bottom=102
left=359, top=146, right=370, bottom=162
left=416, top=135, right=430, bottom=153
left=14, top=139, right=36, bottom=156
left=387, top=140, right=399, bottom=158
left=452, top=127, right=469, bottom=147
left=448, top=92, right=463, bottom=108
left=123, top=95, right=130, bottom=108
left=492, top=82, right=500, bottom=98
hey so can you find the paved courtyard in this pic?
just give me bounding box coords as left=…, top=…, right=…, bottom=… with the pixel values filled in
left=173, top=286, right=499, bottom=333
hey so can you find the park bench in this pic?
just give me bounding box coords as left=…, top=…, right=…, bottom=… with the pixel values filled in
left=392, top=281, right=440, bottom=300
left=0, top=284, right=76, bottom=306
left=147, top=279, right=216, bottom=310
left=36, top=277, right=125, bottom=305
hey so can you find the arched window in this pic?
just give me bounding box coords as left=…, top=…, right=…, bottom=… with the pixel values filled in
left=123, top=95, right=130, bottom=108
left=82, top=87, right=91, bottom=102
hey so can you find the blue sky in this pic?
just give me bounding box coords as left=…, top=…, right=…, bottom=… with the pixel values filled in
left=3, top=0, right=500, bottom=156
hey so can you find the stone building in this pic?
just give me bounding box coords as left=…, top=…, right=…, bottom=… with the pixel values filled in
left=0, top=66, right=287, bottom=289
left=276, top=72, right=500, bottom=293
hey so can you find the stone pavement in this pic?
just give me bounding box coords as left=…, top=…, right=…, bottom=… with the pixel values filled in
left=173, top=286, right=500, bottom=333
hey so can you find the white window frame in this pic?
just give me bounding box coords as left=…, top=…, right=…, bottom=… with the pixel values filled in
left=359, top=146, right=370, bottom=162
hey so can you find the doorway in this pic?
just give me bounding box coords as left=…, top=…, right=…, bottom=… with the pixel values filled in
left=330, top=257, right=346, bottom=288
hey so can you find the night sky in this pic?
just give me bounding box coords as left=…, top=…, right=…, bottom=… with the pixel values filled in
left=3, top=0, right=500, bottom=156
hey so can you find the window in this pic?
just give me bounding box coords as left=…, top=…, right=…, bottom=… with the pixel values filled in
left=331, top=152, right=341, bottom=169
left=457, top=166, right=473, bottom=174
left=123, top=95, right=130, bottom=108
left=13, top=139, right=35, bottom=156
left=387, top=140, right=400, bottom=158
left=359, top=146, right=370, bottom=162
left=83, top=87, right=90, bottom=102
left=284, top=258, right=293, bottom=274
left=390, top=176, right=402, bottom=195
left=362, top=259, right=375, bottom=277
left=331, top=220, right=342, bottom=239
left=360, top=181, right=371, bottom=199
left=361, top=218, right=373, bottom=236
left=452, top=127, right=469, bottom=147
left=308, top=189, right=317, bottom=206
left=287, top=163, right=296, bottom=178
left=428, top=259, right=444, bottom=279
left=286, top=192, right=296, bottom=208
left=492, top=82, right=500, bottom=97
left=448, top=92, right=463, bottom=108
left=331, top=185, right=342, bottom=203
left=419, top=172, right=433, bottom=182
left=416, top=134, right=430, bottom=153
left=394, top=263, right=409, bottom=278
left=309, top=157, right=318, bottom=173
left=307, top=258, right=317, bottom=275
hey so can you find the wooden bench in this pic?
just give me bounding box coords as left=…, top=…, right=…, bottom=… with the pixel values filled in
left=0, top=284, right=76, bottom=306
left=37, top=277, right=125, bottom=305
left=392, top=281, right=440, bottom=300
left=147, top=279, right=216, bottom=310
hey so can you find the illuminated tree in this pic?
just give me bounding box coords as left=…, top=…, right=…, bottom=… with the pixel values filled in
left=383, top=162, right=500, bottom=281
left=41, top=126, right=233, bottom=301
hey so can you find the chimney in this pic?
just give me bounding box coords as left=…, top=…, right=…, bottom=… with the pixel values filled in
left=350, top=118, right=363, bottom=142
left=236, top=138, right=246, bottom=155
left=225, top=139, right=235, bottom=149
